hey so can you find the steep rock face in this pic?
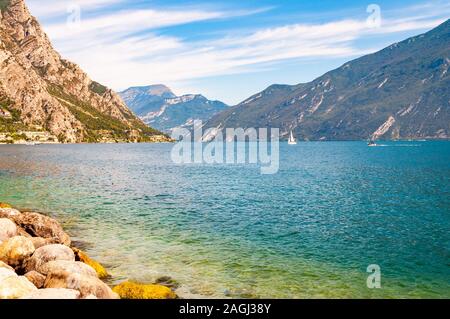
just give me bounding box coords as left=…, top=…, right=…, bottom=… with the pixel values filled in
left=0, top=0, right=166, bottom=142
left=206, top=20, right=450, bottom=140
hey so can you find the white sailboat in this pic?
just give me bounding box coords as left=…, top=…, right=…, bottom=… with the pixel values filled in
left=288, top=130, right=297, bottom=145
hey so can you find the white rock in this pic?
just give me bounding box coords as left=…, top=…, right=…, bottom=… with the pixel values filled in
left=0, top=218, right=18, bottom=241
left=25, top=244, right=74, bottom=273
left=38, top=260, right=97, bottom=278
left=45, top=272, right=118, bottom=299
left=0, top=267, right=18, bottom=283
left=0, top=261, right=14, bottom=271
left=0, top=276, right=37, bottom=299
left=21, top=288, right=81, bottom=299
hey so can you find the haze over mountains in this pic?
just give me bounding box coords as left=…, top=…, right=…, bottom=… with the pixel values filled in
left=205, top=19, right=450, bottom=141
left=0, top=0, right=167, bottom=143
left=120, top=85, right=228, bottom=133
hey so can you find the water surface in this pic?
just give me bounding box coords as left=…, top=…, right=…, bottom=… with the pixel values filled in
left=0, top=141, right=449, bottom=298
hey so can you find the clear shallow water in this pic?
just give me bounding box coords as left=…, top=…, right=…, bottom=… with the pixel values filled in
left=0, top=142, right=449, bottom=298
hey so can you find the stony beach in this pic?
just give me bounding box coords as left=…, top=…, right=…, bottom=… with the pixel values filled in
left=0, top=202, right=178, bottom=299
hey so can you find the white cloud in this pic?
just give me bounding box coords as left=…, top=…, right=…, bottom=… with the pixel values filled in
left=27, top=0, right=123, bottom=19
left=26, top=0, right=450, bottom=101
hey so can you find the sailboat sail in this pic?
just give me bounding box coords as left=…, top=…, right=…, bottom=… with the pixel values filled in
left=288, top=131, right=297, bottom=145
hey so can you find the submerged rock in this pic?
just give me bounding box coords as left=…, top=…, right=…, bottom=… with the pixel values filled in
left=0, top=276, right=37, bottom=299
left=0, top=218, right=18, bottom=242
left=112, top=281, right=177, bottom=299
left=24, top=271, right=46, bottom=289
left=0, top=236, right=35, bottom=268
left=25, top=244, right=75, bottom=273
left=39, top=260, right=97, bottom=278
left=21, top=288, right=81, bottom=299
left=15, top=212, right=71, bottom=246
left=155, top=276, right=180, bottom=289
left=45, top=272, right=118, bottom=299
left=72, top=248, right=108, bottom=279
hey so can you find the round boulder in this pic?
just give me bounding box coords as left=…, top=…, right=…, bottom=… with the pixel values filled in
left=15, top=212, right=71, bottom=246
left=38, top=260, right=97, bottom=278
left=30, top=237, right=55, bottom=249
left=0, top=267, right=18, bottom=283
left=73, top=248, right=108, bottom=278
left=24, top=271, right=46, bottom=289
left=0, top=218, right=17, bottom=242
left=0, top=261, right=14, bottom=272
left=45, top=272, right=119, bottom=299
left=0, top=208, right=22, bottom=223
left=25, top=244, right=75, bottom=273
left=0, top=236, right=35, bottom=268
left=21, top=288, right=81, bottom=299
left=0, top=276, right=37, bottom=299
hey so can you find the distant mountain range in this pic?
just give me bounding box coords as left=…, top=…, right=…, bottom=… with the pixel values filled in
left=0, top=0, right=167, bottom=143
left=205, top=19, right=450, bottom=141
left=120, top=85, right=228, bottom=133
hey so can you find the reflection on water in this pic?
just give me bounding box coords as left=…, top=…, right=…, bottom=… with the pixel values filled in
left=0, top=142, right=449, bottom=298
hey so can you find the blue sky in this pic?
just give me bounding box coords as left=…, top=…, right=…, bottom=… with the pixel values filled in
left=27, top=0, right=450, bottom=105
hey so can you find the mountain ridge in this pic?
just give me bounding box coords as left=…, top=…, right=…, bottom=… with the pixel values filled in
left=120, top=85, right=228, bottom=133
left=205, top=20, right=450, bottom=141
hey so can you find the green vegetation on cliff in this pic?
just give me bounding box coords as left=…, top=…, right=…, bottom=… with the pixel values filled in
left=0, top=98, right=33, bottom=133
left=89, top=81, right=108, bottom=96
left=0, top=0, right=11, bottom=12
left=48, top=85, right=165, bottom=143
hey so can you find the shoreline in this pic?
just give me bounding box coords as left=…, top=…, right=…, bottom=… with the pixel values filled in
left=0, top=203, right=178, bottom=299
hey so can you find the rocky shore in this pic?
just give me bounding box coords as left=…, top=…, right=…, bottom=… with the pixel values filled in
left=0, top=202, right=178, bottom=299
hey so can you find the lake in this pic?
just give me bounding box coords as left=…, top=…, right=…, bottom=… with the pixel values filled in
left=0, top=141, right=449, bottom=298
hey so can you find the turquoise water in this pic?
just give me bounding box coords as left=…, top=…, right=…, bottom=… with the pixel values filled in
left=0, top=142, right=449, bottom=298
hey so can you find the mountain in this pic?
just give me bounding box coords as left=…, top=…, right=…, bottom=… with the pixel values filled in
left=0, top=0, right=168, bottom=143
left=119, top=85, right=176, bottom=116
left=120, top=86, right=228, bottom=133
left=205, top=20, right=450, bottom=141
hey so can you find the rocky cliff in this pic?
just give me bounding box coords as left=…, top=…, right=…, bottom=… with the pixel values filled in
left=0, top=0, right=168, bottom=143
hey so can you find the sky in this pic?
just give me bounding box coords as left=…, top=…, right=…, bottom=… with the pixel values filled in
left=27, top=0, right=450, bottom=105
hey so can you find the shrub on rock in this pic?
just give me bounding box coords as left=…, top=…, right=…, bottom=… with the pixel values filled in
left=112, top=281, right=177, bottom=299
